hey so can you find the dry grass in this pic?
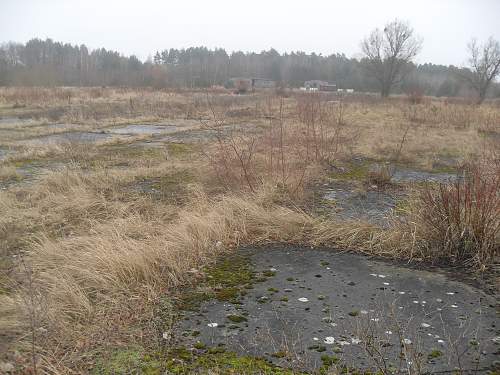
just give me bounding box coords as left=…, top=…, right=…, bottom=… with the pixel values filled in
left=0, top=86, right=266, bottom=128
left=343, top=100, right=498, bottom=168
left=398, top=158, right=499, bottom=268
left=1, top=179, right=326, bottom=372
left=0, top=165, right=21, bottom=182
left=0, top=156, right=387, bottom=373
left=2, top=87, right=497, bottom=168
left=0, top=88, right=499, bottom=373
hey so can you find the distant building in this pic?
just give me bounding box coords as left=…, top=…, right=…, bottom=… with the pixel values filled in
left=229, top=77, right=252, bottom=93
left=229, top=77, right=276, bottom=93
left=252, top=78, right=276, bottom=89
left=337, top=88, right=355, bottom=93
left=304, top=80, right=337, bottom=92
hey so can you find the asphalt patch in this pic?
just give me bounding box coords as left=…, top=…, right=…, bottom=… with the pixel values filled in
left=172, top=247, right=499, bottom=373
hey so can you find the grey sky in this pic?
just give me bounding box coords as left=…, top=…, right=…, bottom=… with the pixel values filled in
left=1, top=0, right=499, bottom=66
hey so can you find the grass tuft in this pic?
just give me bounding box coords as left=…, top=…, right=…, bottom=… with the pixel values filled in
left=407, top=159, right=499, bottom=268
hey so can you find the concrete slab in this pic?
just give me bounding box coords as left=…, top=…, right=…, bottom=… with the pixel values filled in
left=391, top=169, right=459, bottom=183
left=323, top=181, right=399, bottom=226
left=173, top=247, right=499, bottom=373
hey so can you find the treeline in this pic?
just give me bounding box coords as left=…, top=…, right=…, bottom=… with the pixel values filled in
left=0, top=38, right=162, bottom=87
left=1, top=38, right=499, bottom=97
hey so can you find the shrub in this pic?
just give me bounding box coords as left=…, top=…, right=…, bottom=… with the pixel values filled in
left=406, top=89, right=424, bottom=105
left=412, top=160, right=499, bottom=268
left=366, top=164, right=394, bottom=187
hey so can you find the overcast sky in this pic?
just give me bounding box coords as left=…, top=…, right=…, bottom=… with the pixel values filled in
left=1, top=0, right=499, bottom=66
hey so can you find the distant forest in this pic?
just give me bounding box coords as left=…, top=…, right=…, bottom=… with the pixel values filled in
left=1, top=38, right=499, bottom=98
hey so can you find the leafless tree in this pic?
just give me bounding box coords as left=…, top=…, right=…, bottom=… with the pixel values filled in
left=361, top=19, right=422, bottom=97
left=463, top=37, right=500, bottom=104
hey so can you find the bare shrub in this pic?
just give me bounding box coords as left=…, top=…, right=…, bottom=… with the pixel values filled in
left=89, top=87, right=106, bottom=99
left=201, top=97, right=260, bottom=193
left=202, top=94, right=353, bottom=199
left=296, top=93, right=351, bottom=164
left=214, top=108, right=309, bottom=196
left=406, top=88, right=425, bottom=105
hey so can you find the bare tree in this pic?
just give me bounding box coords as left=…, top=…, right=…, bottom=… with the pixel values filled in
left=463, top=37, right=500, bottom=104
left=361, top=19, right=422, bottom=97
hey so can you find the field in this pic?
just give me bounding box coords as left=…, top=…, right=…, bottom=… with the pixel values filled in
left=0, top=87, right=498, bottom=374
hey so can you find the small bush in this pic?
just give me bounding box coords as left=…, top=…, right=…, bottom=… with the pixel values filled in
left=406, top=89, right=424, bottom=105
left=413, top=160, right=499, bottom=268
left=366, top=164, right=393, bottom=187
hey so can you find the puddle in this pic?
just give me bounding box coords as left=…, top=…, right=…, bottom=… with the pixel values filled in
left=17, top=131, right=112, bottom=146
left=173, top=247, right=499, bottom=373
left=323, top=181, right=400, bottom=226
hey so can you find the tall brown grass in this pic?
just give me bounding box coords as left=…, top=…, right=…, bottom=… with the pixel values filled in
left=0, top=151, right=398, bottom=373
left=0, top=165, right=21, bottom=182
left=404, top=159, right=499, bottom=268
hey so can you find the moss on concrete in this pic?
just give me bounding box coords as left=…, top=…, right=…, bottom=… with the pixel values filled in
left=226, top=314, right=248, bottom=323
left=92, top=346, right=162, bottom=375
left=175, top=254, right=256, bottom=312
left=166, top=349, right=299, bottom=374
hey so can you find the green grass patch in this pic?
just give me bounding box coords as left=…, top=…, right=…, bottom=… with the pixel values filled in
left=262, top=270, right=276, bottom=277
left=428, top=349, right=443, bottom=359
left=96, top=143, right=164, bottom=166
left=331, top=162, right=370, bottom=181
left=394, top=197, right=412, bottom=214
left=320, top=354, right=339, bottom=366
left=93, top=346, right=162, bottom=375
left=226, top=314, right=248, bottom=323
left=176, top=254, right=255, bottom=311
left=166, top=350, right=297, bottom=374
left=194, top=341, right=207, bottom=350
left=271, top=351, right=287, bottom=358
left=168, top=143, right=195, bottom=157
